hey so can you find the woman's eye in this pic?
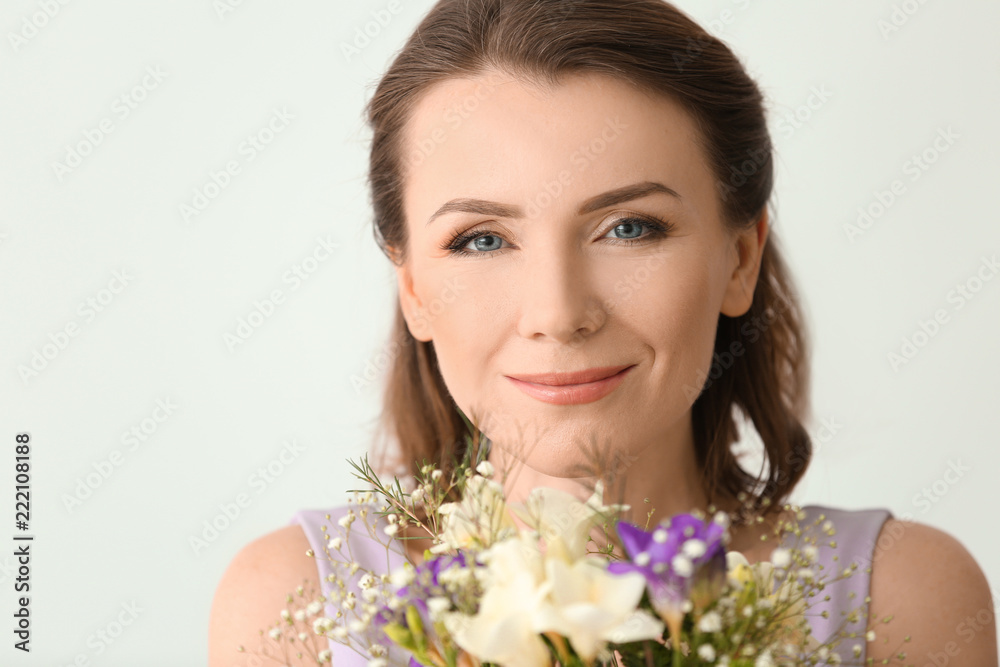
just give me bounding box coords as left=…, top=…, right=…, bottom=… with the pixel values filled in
left=605, top=220, right=647, bottom=240
left=603, top=217, right=667, bottom=243
left=463, top=234, right=507, bottom=253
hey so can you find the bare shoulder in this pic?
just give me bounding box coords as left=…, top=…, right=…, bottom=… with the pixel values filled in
left=208, top=523, right=322, bottom=667
left=867, top=518, right=997, bottom=666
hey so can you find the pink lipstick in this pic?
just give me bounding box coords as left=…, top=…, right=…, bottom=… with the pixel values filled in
left=505, top=364, right=634, bottom=405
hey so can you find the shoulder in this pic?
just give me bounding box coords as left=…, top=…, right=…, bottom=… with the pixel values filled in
left=867, top=518, right=997, bottom=666
left=208, top=522, right=322, bottom=667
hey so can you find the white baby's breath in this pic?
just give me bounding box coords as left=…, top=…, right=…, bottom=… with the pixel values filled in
left=390, top=562, right=415, bottom=589
left=313, top=617, right=334, bottom=634
left=770, top=547, right=791, bottom=569
left=682, top=538, right=707, bottom=559
left=410, top=486, right=424, bottom=504
left=671, top=554, right=693, bottom=577
left=754, top=649, right=775, bottom=667
left=697, top=611, right=723, bottom=633
left=432, top=475, right=516, bottom=553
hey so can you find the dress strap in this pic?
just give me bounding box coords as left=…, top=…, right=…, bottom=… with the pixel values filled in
left=778, top=504, right=894, bottom=664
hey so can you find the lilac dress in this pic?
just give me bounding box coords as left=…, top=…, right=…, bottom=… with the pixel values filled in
left=289, top=503, right=892, bottom=666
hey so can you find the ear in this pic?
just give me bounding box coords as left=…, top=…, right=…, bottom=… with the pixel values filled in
left=394, top=261, right=434, bottom=342
left=720, top=207, right=769, bottom=318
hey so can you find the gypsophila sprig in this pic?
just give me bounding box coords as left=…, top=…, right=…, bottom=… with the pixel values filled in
left=240, top=578, right=333, bottom=665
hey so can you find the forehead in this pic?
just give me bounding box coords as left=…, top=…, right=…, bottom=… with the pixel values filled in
left=399, top=70, right=718, bottom=225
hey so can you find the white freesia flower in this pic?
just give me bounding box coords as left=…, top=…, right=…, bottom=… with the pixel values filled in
left=727, top=550, right=753, bottom=589
left=431, top=475, right=517, bottom=553
left=427, top=596, right=452, bottom=621
left=533, top=557, right=664, bottom=663
left=511, top=481, right=626, bottom=563
left=583, top=479, right=629, bottom=515
left=443, top=535, right=551, bottom=667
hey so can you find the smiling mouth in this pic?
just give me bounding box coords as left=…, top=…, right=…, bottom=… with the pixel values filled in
left=505, top=365, right=634, bottom=405
left=505, top=364, right=634, bottom=386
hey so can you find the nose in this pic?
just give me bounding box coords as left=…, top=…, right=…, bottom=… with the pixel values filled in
left=515, top=244, right=608, bottom=347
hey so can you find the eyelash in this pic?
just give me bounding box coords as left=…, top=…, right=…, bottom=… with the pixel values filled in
left=440, top=214, right=675, bottom=258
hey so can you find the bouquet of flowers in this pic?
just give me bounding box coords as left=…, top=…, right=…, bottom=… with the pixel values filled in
left=241, top=431, right=913, bottom=667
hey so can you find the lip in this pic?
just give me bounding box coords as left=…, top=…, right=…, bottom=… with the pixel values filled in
left=505, top=364, right=634, bottom=405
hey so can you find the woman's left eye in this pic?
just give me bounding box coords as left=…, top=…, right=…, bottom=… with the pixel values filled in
left=602, top=216, right=672, bottom=244
left=605, top=219, right=646, bottom=240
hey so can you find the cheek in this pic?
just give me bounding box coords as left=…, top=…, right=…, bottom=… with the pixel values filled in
left=419, top=269, right=503, bottom=342
left=415, top=269, right=505, bottom=403
left=614, top=254, right=723, bottom=385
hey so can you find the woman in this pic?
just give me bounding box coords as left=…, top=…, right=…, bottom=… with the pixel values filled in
left=209, top=1, right=997, bottom=665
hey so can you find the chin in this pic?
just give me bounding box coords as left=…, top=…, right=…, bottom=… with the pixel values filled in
left=483, top=413, right=635, bottom=481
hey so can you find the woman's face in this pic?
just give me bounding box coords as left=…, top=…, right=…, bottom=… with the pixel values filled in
left=394, top=71, right=766, bottom=478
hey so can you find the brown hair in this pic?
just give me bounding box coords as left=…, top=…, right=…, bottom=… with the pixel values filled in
left=364, top=0, right=812, bottom=518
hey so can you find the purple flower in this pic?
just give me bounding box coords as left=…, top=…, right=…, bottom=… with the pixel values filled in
left=607, top=513, right=728, bottom=638
left=374, top=551, right=471, bottom=632
left=399, top=552, right=468, bottom=611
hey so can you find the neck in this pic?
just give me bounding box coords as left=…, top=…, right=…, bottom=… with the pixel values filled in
left=488, top=410, right=718, bottom=534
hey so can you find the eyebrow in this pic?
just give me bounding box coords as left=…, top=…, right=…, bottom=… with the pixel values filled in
left=425, top=181, right=682, bottom=226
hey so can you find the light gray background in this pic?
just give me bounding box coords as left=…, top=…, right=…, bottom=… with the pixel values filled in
left=1, top=0, right=997, bottom=664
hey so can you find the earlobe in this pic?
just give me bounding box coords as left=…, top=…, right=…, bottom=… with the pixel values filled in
left=720, top=208, right=769, bottom=318
left=394, top=263, right=433, bottom=342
